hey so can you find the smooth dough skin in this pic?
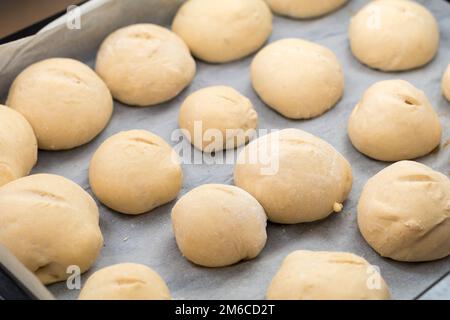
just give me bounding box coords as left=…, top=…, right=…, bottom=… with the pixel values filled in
left=266, top=0, right=348, bottom=19
left=96, top=24, right=196, bottom=106
left=443, top=64, right=450, bottom=102
left=348, top=80, right=441, bottom=162
left=251, top=39, right=344, bottom=119
left=234, top=129, right=352, bottom=224
left=358, top=161, right=450, bottom=262
left=0, top=106, right=37, bottom=187
left=79, top=263, right=171, bottom=300
left=6, top=58, right=113, bottom=150
left=349, top=0, right=439, bottom=71
left=171, top=184, right=267, bottom=267
left=0, top=174, right=103, bottom=284
left=267, top=250, right=391, bottom=300
left=178, top=86, right=258, bottom=152
left=172, top=0, right=272, bottom=63
left=89, top=130, right=182, bottom=215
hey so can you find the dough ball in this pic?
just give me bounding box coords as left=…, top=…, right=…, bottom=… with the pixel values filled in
left=6, top=58, right=113, bottom=150
left=89, top=130, right=182, bottom=215
left=349, top=0, right=439, bottom=71
left=266, top=0, right=348, bottom=19
left=348, top=80, right=441, bottom=162
left=172, top=0, right=272, bottom=63
left=442, top=64, right=450, bottom=102
left=0, top=105, right=37, bottom=187
left=267, top=250, right=391, bottom=300
left=358, top=161, right=450, bottom=262
left=234, top=129, right=352, bottom=224
left=0, top=174, right=103, bottom=284
left=178, top=86, right=258, bottom=152
left=96, top=24, right=196, bottom=106
left=79, top=263, right=171, bottom=300
left=251, top=39, right=344, bottom=119
left=171, top=184, right=267, bottom=267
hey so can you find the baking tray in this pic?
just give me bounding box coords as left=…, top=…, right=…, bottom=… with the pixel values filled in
left=0, top=0, right=449, bottom=300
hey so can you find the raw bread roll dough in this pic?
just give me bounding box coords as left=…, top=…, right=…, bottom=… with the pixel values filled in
left=251, top=39, right=344, bottom=119
left=96, top=24, right=196, bottom=106
left=6, top=58, right=113, bottom=150
left=358, top=161, right=450, bottom=262
left=267, top=250, right=391, bottom=300
left=266, top=0, right=348, bottom=18
left=0, top=105, right=37, bottom=187
left=349, top=0, right=439, bottom=71
left=172, top=0, right=272, bottom=63
left=89, top=130, right=182, bottom=215
left=178, top=86, right=258, bottom=152
left=234, top=129, right=352, bottom=224
left=443, top=64, right=450, bottom=102
left=79, top=263, right=171, bottom=300
left=171, top=184, right=267, bottom=267
left=348, top=80, right=441, bottom=161
left=0, top=174, right=103, bottom=284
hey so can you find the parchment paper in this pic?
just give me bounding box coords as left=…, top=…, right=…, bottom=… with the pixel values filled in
left=0, top=0, right=449, bottom=300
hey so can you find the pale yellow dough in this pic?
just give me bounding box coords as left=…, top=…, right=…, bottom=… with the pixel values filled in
left=6, top=58, right=113, bottom=150
left=172, top=0, right=272, bottom=63
left=79, top=263, right=171, bottom=300
left=349, top=0, right=439, bottom=71
left=443, top=64, right=450, bottom=102
left=0, top=105, right=37, bottom=187
left=89, top=130, right=182, bottom=215
left=171, top=184, right=267, bottom=267
left=178, top=86, right=258, bottom=152
left=234, top=129, right=352, bottom=224
left=358, top=161, right=450, bottom=262
left=0, top=174, right=103, bottom=284
left=267, top=250, right=391, bottom=300
left=96, top=24, right=196, bottom=106
left=266, top=0, right=348, bottom=18
left=251, top=39, right=344, bottom=119
left=348, top=80, right=441, bottom=161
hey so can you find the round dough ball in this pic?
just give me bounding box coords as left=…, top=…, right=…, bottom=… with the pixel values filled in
left=266, top=0, right=348, bottom=19
left=349, top=0, right=439, bottom=71
left=348, top=80, right=441, bottom=162
left=172, top=0, right=272, bottom=63
left=234, top=129, right=352, bottom=224
left=0, top=174, right=103, bottom=284
left=89, top=130, right=182, bottom=215
left=178, top=86, right=258, bottom=152
left=171, top=184, right=267, bottom=267
left=96, top=24, right=196, bottom=106
left=6, top=58, right=113, bottom=150
left=267, top=250, right=391, bottom=300
left=0, top=105, right=37, bottom=187
left=251, top=39, right=344, bottom=119
left=79, top=263, right=171, bottom=300
left=442, top=64, right=450, bottom=102
left=358, top=161, right=450, bottom=262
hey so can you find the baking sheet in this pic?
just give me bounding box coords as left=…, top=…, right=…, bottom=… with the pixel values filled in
left=0, top=0, right=449, bottom=300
